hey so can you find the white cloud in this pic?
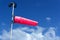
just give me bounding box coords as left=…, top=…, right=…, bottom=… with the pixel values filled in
left=0, top=26, right=60, bottom=40
left=46, top=17, right=51, bottom=21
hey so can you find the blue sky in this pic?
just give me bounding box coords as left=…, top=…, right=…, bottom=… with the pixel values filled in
left=0, top=0, right=60, bottom=40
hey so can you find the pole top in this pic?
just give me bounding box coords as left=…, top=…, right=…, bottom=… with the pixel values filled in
left=9, top=2, right=17, bottom=8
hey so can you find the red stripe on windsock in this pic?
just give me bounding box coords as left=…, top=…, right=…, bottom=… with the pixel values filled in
left=14, top=16, right=38, bottom=26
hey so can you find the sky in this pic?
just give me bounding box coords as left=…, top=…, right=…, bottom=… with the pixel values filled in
left=0, top=0, right=60, bottom=40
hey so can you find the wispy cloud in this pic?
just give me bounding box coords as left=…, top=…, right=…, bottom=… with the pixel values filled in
left=0, top=26, right=60, bottom=40
left=1, top=22, right=6, bottom=26
left=46, top=17, right=51, bottom=21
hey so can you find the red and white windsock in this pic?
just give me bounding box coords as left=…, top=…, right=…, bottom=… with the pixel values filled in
left=14, top=16, right=38, bottom=26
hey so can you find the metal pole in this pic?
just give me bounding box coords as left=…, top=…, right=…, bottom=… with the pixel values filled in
left=10, top=4, right=14, bottom=40
left=9, top=2, right=16, bottom=40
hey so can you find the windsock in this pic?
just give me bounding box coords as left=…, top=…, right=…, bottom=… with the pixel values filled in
left=14, top=16, right=38, bottom=26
